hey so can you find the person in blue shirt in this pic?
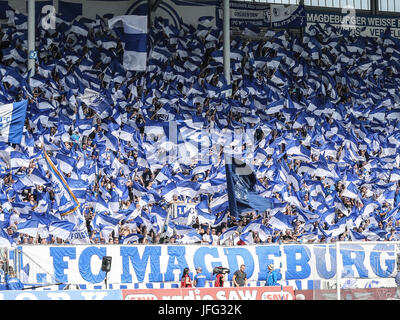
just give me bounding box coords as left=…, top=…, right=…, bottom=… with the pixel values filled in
left=193, top=267, right=207, bottom=288
left=265, top=264, right=278, bottom=286
left=6, top=272, right=24, bottom=290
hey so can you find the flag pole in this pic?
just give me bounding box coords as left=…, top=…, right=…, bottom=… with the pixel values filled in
left=223, top=0, right=231, bottom=86
left=224, top=153, right=239, bottom=219
left=28, top=0, right=36, bottom=77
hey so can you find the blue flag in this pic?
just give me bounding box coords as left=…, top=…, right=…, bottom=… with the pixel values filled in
left=108, top=15, right=148, bottom=71
left=0, top=100, right=27, bottom=144
left=225, top=156, right=274, bottom=218
left=43, top=150, right=80, bottom=216
left=79, top=89, right=112, bottom=119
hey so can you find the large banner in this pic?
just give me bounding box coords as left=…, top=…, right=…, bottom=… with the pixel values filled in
left=18, top=243, right=399, bottom=287
left=306, top=10, right=400, bottom=38
left=215, top=2, right=306, bottom=29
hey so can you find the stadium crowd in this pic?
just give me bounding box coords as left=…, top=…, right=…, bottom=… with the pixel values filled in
left=1, top=8, right=400, bottom=246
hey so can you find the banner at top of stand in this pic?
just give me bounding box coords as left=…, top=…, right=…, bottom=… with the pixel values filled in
left=306, top=10, right=400, bottom=38
left=215, top=2, right=306, bottom=29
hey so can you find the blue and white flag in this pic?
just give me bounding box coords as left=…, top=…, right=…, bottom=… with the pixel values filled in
left=49, top=219, right=76, bottom=240
left=196, top=203, right=216, bottom=225
left=0, top=100, right=27, bottom=144
left=219, top=226, right=238, bottom=244
left=78, top=89, right=112, bottom=119
left=210, top=192, right=229, bottom=215
left=0, top=227, right=14, bottom=247
left=390, top=168, right=400, bottom=182
left=268, top=212, right=296, bottom=230
left=173, top=224, right=195, bottom=236
left=123, top=233, right=144, bottom=244
left=16, top=219, right=39, bottom=237
left=177, top=230, right=202, bottom=244
left=212, top=209, right=229, bottom=227
left=108, top=15, right=148, bottom=71
left=326, top=216, right=347, bottom=238
left=42, top=150, right=80, bottom=216
left=242, top=217, right=269, bottom=236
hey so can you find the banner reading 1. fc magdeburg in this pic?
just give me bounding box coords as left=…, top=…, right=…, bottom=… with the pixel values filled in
left=18, top=243, right=398, bottom=287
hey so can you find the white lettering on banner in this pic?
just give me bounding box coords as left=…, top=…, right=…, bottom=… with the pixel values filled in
left=19, top=244, right=397, bottom=286
left=47, top=292, right=72, bottom=300
left=16, top=293, right=39, bottom=300
left=80, top=292, right=109, bottom=300
left=307, top=12, right=400, bottom=38
left=0, top=116, right=11, bottom=129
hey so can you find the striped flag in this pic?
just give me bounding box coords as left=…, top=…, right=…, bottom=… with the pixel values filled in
left=42, top=150, right=80, bottom=216
left=0, top=100, right=28, bottom=144
left=108, top=15, right=148, bottom=71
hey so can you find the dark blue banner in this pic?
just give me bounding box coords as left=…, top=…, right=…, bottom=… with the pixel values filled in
left=216, top=2, right=306, bottom=30
left=225, top=157, right=274, bottom=217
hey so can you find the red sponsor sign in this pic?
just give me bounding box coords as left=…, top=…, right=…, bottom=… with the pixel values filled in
left=122, top=286, right=295, bottom=300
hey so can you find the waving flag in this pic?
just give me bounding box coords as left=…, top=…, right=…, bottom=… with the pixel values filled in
left=219, top=226, right=238, bottom=244
left=49, top=219, right=75, bottom=240
left=0, top=227, right=14, bottom=247
left=177, top=230, right=202, bottom=244
left=0, top=100, right=27, bottom=144
left=390, top=168, right=400, bottom=182
left=123, top=233, right=144, bottom=244
left=225, top=156, right=274, bottom=217
left=108, top=15, right=148, bottom=71
left=16, top=219, right=39, bottom=237
left=78, top=88, right=112, bottom=119
left=42, top=150, right=80, bottom=216
left=173, top=224, right=195, bottom=235
left=268, top=211, right=296, bottom=230
left=237, top=231, right=252, bottom=244
left=210, top=192, right=229, bottom=215
left=196, top=200, right=216, bottom=225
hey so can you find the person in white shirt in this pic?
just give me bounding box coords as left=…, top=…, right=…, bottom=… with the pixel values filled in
left=210, top=229, right=219, bottom=245
left=202, top=227, right=211, bottom=244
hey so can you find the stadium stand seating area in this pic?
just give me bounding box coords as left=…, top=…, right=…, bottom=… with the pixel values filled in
left=1, top=8, right=400, bottom=245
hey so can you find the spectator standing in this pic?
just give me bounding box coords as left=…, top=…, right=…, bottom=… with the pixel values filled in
left=193, top=267, right=207, bottom=288
left=210, top=229, right=219, bottom=245
left=232, top=264, right=247, bottom=287
left=214, top=270, right=226, bottom=287
left=180, top=267, right=192, bottom=288
left=6, top=271, right=23, bottom=290
left=266, top=264, right=278, bottom=286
